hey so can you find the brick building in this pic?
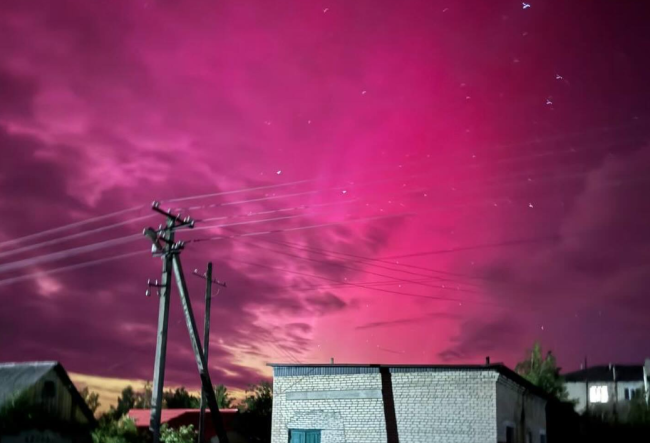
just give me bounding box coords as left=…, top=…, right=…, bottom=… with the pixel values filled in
left=270, top=363, right=549, bottom=443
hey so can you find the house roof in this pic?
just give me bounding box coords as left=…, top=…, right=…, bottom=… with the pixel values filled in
left=127, top=408, right=238, bottom=432
left=0, top=361, right=97, bottom=424
left=564, top=365, right=647, bottom=382
left=0, top=361, right=59, bottom=408
left=268, top=363, right=553, bottom=401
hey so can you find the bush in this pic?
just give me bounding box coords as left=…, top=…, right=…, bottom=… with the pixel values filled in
left=160, top=424, right=196, bottom=443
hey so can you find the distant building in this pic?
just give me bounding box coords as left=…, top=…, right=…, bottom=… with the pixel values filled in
left=270, top=363, right=550, bottom=443
left=564, top=359, right=650, bottom=413
left=127, top=408, right=246, bottom=443
left=0, top=361, right=96, bottom=443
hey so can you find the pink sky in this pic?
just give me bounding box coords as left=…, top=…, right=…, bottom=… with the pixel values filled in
left=0, top=0, right=649, bottom=405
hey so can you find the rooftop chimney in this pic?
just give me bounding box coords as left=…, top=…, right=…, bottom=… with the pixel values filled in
left=486, top=356, right=490, bottom=365
left=331, top=357, right=334, bottom=365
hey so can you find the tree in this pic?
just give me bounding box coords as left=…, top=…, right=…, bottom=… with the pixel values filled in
left=214, top=384, right=234, bottom=409
left=515, top=342, right=569, bottom=401
left=115, top=386, right=136, bottom=418
left=160, top=424, right=197, bottom=443
left=80, top=386, right=101, bottom=415
left=240, top=381, right=272, bottom=415
left=134, top=382, right=152, bottom=409
left=236, top=381, right=273, bottom=443
left=628, top=398, right=650, bottom=425
left=92, top=416, right=139, bottom=443
left=163, top=387, right=200, bottom=409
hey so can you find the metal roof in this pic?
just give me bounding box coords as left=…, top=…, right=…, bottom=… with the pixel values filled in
left=0, top=361, right=58, bottom=408
left=0, top=361, right=96, bottom=425
left=268, top=363, right=553, bottom=401
left=564, top=365, right=647, bottom=382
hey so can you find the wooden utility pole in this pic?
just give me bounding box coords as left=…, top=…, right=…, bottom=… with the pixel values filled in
left=144, top=201, right=230, bottom=443
left=584, top=356, right=589, bottom=415
left=194, top=263, right=226, bottom=443
left=144, top=207, right=183, bottom=443
left=172, top=254, right=230, bottom=443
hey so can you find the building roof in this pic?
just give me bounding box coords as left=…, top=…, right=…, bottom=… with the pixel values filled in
left=0, top=361, right=96, bottom=424
left=268, top=363, right=553, bottom=401
left=564, top=365, right=647, bottom=382
left=0, top=361, right=59, bottom=408
left=127, top=408, right=238, bottom=432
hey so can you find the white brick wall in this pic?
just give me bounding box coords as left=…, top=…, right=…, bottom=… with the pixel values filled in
left=390, top=369, right=499, bottom=443
left=272, top=373, right=386, bottom=443
left=496, top=376, right=546, bottom=443
left=271, top=368, right=546, bottom=443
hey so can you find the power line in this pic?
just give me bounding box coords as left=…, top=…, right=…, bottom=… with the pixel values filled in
left=225, top=256, right=507, bottom=308
left=0, top=251, right=145, bottom=287
left=257, top=238, right=485, bottom=288
left=0, top=126, right=634, bottom=255
left=0, top=234, right=141, bottom=274
left=0, top=205, right=145, bottom=249
left=2, top=165, right=644, bottom=279
left=0, top=215, right=154, bottom=259
left=162, top=178, right=319, bottom=204
left=379, top=236, right=560, bottom=260
left=229, top=238, right=482, bottom=296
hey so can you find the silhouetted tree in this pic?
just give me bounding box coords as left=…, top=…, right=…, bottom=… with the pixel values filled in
left=241, top=381, right=272, bottom=415
left=163, top=387, right=200, bottom=409
left=134, top=381, right=153, bottom=409
left=214, top=384, right=234, bottom=409
left=80, top=386, right=101, bottom=415
left=236, top=381, right=273, bottom=443
left=115, top=386, right=136, bottom=418
left=515, top=342, right=569, bottom=401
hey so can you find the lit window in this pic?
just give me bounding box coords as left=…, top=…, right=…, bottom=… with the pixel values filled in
left=589, top=385, right=609, bottom=403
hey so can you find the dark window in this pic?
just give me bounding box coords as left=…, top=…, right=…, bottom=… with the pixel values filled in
left=289, top=429, right=321, bottom=443
left=42, top=380, right=56, bottom=399
left=506, top=426, right=515, bottom=443
left=540, top=433, right=547, bottom=443
left=625, top=388, right=630, bottom=400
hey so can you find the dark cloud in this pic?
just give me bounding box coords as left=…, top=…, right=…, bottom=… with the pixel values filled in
left=285, top=322, right=312, bottom=334
left=438, top=316, right=524, bottom=363
left=303, top=292, right=347, bottom=315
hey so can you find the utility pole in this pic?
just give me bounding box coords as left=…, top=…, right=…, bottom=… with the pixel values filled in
left=144, top=201, right=191, bottom=443
left=613, top=365, right=618, bottom=422
left=172, top=254, right=230, bottom=443
left=144, top=201, right=230, bottom=443
left=193, top=263, right=226, bottom=443
left=584, top=356, right=589, bottom=415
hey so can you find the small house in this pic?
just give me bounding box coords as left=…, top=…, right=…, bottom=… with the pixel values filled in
left=564, top=359, right=650, bottom=414
left=0, top=361, right=96, bottom=443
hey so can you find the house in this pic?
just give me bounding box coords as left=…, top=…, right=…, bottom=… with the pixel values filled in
left=270, top=363, right=550, bottom=443
left=127, top=408, right=247, bottom=443
left=0, top=361, right=96, bottom=443
left=564, top=358, right=650, bottom=413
